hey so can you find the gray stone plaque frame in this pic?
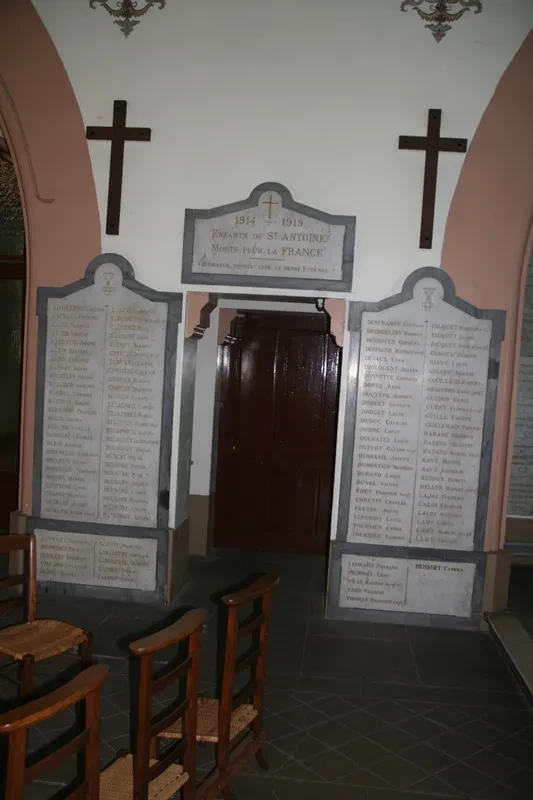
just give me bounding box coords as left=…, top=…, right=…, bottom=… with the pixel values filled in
left=327, top=542, right=486, bottom=630
left=27, top=520, right=168, bottom=605
left=29, top=254, right=182, bottom=604
left=336, top=267, right=505, bottom=552
left=182, top=182, right=356, bottom=292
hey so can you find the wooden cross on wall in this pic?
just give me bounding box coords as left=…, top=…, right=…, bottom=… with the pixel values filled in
left=399, top=109, right=468, bottom=250
left=86, top=100, right=151, bottom=235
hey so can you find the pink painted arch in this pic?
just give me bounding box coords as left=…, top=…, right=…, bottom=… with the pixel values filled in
left=0, top=0, right=101, bottom=515
left=441, top=27, right=533, bottom=553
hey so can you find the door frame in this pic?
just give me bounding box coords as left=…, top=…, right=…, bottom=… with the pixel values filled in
left=178, top=292, right=346, bottom=557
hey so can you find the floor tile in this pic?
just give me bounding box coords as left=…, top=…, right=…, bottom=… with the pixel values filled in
left=302, top=748, right=359, bottom=781
left=430, top=729, right=483, bottom=759
left=437, top=761, right=493, bottom=795
left=400, top=742, right=454, bottom=773
left=308, top=719, right=356, bottom=747
left=490, top=734, right=533, bottom=766
left=503, top=767, right=533, bottom=796
left=423, top=705, right=471, bottom=729
left=458, top=719, right=508, bottom=746
left=338, top=736, right=391, bottom=767
left=367, top=724, right=419, bottom=752
left=368, top=789, right=462, bottom=800
left=465, top=747, right=523, bottom=783
left=13, top=551, right=533, bottom=797
left=302, top=635, right=419, bottom=684
left=274, top=731, right=329, bottom=761
left=397, top=715, right=446, bottom=741
left=340, top=708, right=388, bottom=736
left=368, top=754, right=428, bottom=789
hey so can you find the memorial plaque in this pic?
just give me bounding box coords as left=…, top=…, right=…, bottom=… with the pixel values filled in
left=35, top=529, right=157, bottom=591
left=346, top=271, right=497, bottom=551
left=182, top=182, right=356, bottom=292
left=33, top=254, right=182, bottom=531
left=509, top=267, right=533, bottom=517
left=339, top=553, right=475, bottom=618
left=327, top=268, right=504, bottom=629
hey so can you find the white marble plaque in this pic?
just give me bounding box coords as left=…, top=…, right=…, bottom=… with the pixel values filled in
left=191, top=190, right=345, bottom=282
left=348, top=277, right=492, bottom=551
left=40, top=263, right=167, bottom=527
left=509, top=268, right=533, bottom=517
left=35, top=529, right=157, bottom=591
left=339, top=553, right=475, bottom=617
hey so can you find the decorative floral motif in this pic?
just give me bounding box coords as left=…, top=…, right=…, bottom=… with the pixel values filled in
left=89, top=0, right=166, bottom=38
left=401, top=0, right=482, bottom=42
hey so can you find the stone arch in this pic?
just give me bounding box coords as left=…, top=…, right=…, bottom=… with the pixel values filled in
left=0, top=0, right=100, bottom=514
left=441, top=29, right=533, bottom=554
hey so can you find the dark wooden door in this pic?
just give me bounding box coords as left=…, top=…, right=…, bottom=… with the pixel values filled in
left=214, top=311, right=340, bottom=553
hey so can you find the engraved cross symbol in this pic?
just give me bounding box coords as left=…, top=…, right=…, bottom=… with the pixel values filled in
left=102, top=272, right=116, bottom=295
left=422, top=287, right=435, bottom=311
left=262, top=194, right=279, bottom=219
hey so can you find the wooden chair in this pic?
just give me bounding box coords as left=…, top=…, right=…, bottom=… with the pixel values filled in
left=0, top=534, right=93, bottom=696
left=157, top=574, right=279, bottom=800
left=99, top=607, right=208, bottom=800
left=0, top=663, right=109, bottom=799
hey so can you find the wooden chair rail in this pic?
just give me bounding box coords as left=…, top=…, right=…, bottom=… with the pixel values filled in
left=238, top=612, right=265, bottom=639
left=234, top=647, right=260, bottom=675
left=0, top=574, right=27, bottom=591
left=0, top=534, right=31, bottom=554
left=151, top=699, right=189, bottom=738
left=0, top=664, right=109, bottom=732
left=0, top=596, right=24, bottom=616
left=130, top=609, right=208, bottom=656
left=221, top=574, right=279, bottom=606
left=232, top=679, right=254, bottom=710
left=153, top=656, right=192, bottom=694
left=25, top=729, right=90, bottom=783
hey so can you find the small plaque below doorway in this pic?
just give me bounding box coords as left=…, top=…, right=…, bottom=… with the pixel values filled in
left=35, top=528, right=157, bottom=592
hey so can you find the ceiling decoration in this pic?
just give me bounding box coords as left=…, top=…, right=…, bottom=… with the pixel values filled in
left=89, top=0, right=166, bottom=37
left=401, top=1, right=483, bottom=42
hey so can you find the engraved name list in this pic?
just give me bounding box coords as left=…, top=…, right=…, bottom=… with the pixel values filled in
left=348, top=277, right=492, bottom=551
left=39, top=263, right=167, bottom=528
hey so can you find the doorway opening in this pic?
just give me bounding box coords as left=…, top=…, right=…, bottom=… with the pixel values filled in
left=187, top=296, right=343, bottom=558
left=0, top=134, right=25, bottom=532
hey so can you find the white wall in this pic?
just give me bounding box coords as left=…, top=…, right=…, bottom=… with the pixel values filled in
left=31, top=0, right=533, bottom=537
left=33, top=0, right=533, bottom=300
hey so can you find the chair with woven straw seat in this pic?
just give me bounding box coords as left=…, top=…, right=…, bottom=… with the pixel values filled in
left=157, top=574, right=279, bottom=800
left=0, top=663, right=109, bottom=798
left=99, top=607, right=207, bottom=800
left=0, top=534, right=93, bottom=696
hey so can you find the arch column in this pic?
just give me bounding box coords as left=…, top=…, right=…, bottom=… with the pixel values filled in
left=441, top=28, right=533, bottom=607
left=0, top=0, right=100, bottom=515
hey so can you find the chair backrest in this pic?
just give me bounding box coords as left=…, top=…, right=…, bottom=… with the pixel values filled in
left=0, top=533, right=36, bottom=624
left=0, top=663, right=109, bottom=799
left=218, top=574, right=279, bottom=748
left=129, top=607, right=208, bottom=799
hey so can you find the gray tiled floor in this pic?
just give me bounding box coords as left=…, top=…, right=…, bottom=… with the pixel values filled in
left=1, top=550, right=532, bottom=799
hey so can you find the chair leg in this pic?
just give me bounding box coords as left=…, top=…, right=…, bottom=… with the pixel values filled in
left=78, top=630, right=93, bottom=667
left=19, top=654, right=35, bottom=697
left=255, top=747, right=269, bottom=771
